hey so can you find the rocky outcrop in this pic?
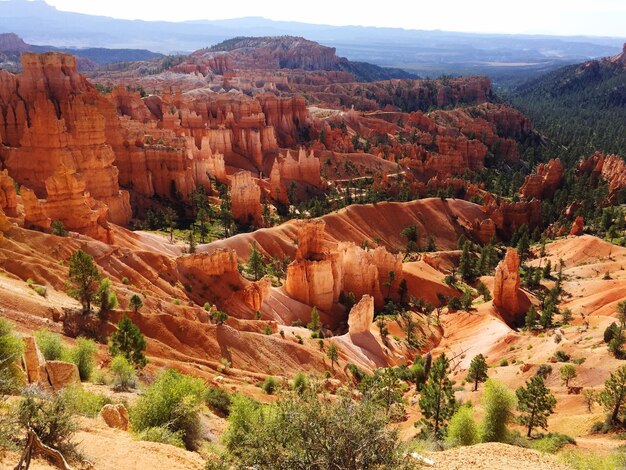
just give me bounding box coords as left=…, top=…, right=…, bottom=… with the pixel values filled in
left=285, top=221, right=402, bottom=313
left=270, top=147, right=322, bottom=202
left=0, top=53, right=131, bottom=225
left=577, top=152, right=626, bottom=203
left=348, top=295, right=374, bottom=335
left=100, top=404, right=129, bottom=431
left=473, top=218, right=496, bottom=245
left=519, top=159, right=564, bottom=200
left=482, top=196, right=542, bottom=239
left=610, top=43, right=626, bottom=66
left=493, top=248, right=526, bottom=325
left=570, top=216, right=584, bottom=236
left=23, top=165, right=112, bottom=242
left=231, top=171, right=263, bottom=227
left=0, top=169, right=17, bottom=216
left=178, top=248, right=238, bottom=276
left=22, top=335, right=80, bottom=390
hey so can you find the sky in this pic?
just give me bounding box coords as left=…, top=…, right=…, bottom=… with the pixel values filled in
left=41, top=0, right=626, bottom=37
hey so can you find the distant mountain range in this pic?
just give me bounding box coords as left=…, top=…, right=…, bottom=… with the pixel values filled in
left=0, top=0, right=624, bottom=87
left=0, top=32, right=162, bottom=71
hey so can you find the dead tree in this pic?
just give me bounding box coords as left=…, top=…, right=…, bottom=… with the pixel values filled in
left=14, top=428, right=72, bottom=470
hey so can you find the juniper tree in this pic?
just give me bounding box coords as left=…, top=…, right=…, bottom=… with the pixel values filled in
left=516, top=376, right=557, bottom=437
left=467, top=354, right=489, bottom=391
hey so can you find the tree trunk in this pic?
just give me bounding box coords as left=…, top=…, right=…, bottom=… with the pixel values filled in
left=474, top=378, right=478, bottom=391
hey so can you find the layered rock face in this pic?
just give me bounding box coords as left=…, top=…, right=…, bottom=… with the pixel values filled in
left=0, top=169, right=17, bottom=216
left=285, top=221, right=402, bottom=313
left=482, top=196, right=542, bottom=239
left=270, top=147, right=322, bottom=202
left=493, top=248, right=525, bottom=324
left=23, top=165, right=112, bottom=242
left=347, top=295, right=374, bottom=335
left=570, top=216, right=584, bottom=236
left=577, top=152, right=626, bottom=203
left=0, top=53, right=131, bottom=225
left=519, top=159, right=564, bottom=200
left=231, top=171, right=264, bottom=227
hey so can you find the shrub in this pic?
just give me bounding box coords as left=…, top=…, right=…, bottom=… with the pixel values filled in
left=18, top=387, right=77, bottom=457
left=447, top=296, right=462, bottom=311
left=446, top=405, right=479, bottom=447
left=536, top=364, right=553, bottom=379
left=499, top=359, right=509, bottom=367
left=137, top=426, right=185, bottom=448
left=70, top=337, right=97, bottom=381
left=292, top=372, right=309, bottom=396
left=35, top=329, right=67, bottom=361
left=261, top=376, right=278, bottom=395
left=481, top=379, right=516, bottom=443
left=554, top=350, right=571, bottom=362
left=51, top=220, right=68, bottom=236
left=97, top=277, right=118, bottom=315
left=530, top=433, right=576, bottom=453
left=110, top=355, right=137, bottom=390
left=205, top=387, right=232, bottom=416
left=560, top=448, right=626, bottom=470
left=60, top=384, right=109, bottom=417
left=129, top=294, right=143, bottom=312
left=130, top=369, right=205, bottom=450
left=0, top=318, right=24, bottom=393
left=222, top=393, right=415, bottom=469
left=211, top=310, right=228, bottom=325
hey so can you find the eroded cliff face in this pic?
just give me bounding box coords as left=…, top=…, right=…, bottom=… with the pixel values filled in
left=577, top=152, right=626, bottom=203
left=285, top=221, right=402, bottom=314
left=270, top=147, right=322, bottom=202
left=482, top=195, right=542, bottom=239
left=0, top=169, right=17, bottom=216
left=519, top=159, right=564, bottom=200
left=231, top=171, right=264, bottom=227
left=0, top=53, right=131, bottom=225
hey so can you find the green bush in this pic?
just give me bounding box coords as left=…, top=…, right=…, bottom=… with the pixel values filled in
left=70, top=337, right=97, bottom=381
left=110, top=355, right=137, bottom=391
left=35, top=329, right=67, bottom=361
left=137, top=426, right=185, bottom=448
left=60, top=384, right=110, bottom=417
left=17, top=387, right=77, bottom=457
left=205, top=386, right=232, bottom=416
left=130, top=369, right=205, bottom=450
left=0, top=318, right=24, bottom=393
left=560, top=447, right=626, bottom=470
left=446, top=405, right=479, bottom=447
left=481, top=379, right=516, bottom=443
left=499, top=359, right=509, bottom=367
left=291, top=372, right=309, bottom=396
left=261, top=376, right=278, bottom=395
left=530, top=432, right=576, bottom=453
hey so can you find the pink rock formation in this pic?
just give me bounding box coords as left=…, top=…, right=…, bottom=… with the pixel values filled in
left=482, top=196, right=542, bottom=239
left=178, top=248, right=238, bottom=275
left=23, top=165, right=112, bottom=242
left=577, top=152, right=626, bottom=203
left=0, top=169, right=17, bottom=216
left=231, top=171, right=264, bottom=227
left=570, top=217, right=584, bottom=236
left=0, top=53, right=131, bottom=225
left=22, top=335, right=80, bottom=390
left=473, top=218, right=496, bottom=245
left=519, top=159, right=564, bottom=200
left=285, top=221, right=402, bottom=314
left=493, top=248, right=525, bottom=324
left=270, top=147, right=322, bottom=202
left=100, top=404, right=129, bottom=430
left=348, top=295, right=374, bottom=335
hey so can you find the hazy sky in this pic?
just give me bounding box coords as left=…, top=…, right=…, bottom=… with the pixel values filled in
left=42, top=0, right=626, bottom=37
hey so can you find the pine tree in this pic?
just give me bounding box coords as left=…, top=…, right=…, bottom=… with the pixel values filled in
left=129, top=294, right=143, bottom=312
left=163, top=207, right=178, bottom=243
left=97, top=277, right=118, bottom=316
left=109, top=316, right=147, bottom=368
left=598, top=364, right=626, bottom=424
left=327, top=343, right=339, bottom=372
left=525, top=305, right=539, bottom=330
left=419, top=353, right=456, bottom=438
left=467, top=354, right=488, bottom=391
left=516, top=376, right=557, bottom=437
left=560, top=364, right=577, bottom=387
left=68, top=249, right=101, bottom=314
left=307, top=307, right=321, bottom=332
left=459, top=242, right=476, bottom=282
left=247, top=242, right=265, bottom=281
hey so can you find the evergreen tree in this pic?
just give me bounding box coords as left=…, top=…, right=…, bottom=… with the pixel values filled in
left=307, top=307, right=321, bottom=332
left=327, top=343, right=339, bottom=372
left=598, top=364, right=626, bottom=424
left=559, top=364, right=577, bottom=387
left=109, top=316, right=148, bottom=368
left=467, top=354, right=488, bottom=391
left=419, top=353, right=456, bottom=438
left=67, top=249, right=101, bottom=314
left=459, top=242, right=476, bottom=282
left=401, top=224, right=419, bottom=255
left=163, top=207, right=178, bottom=243
left=247, top=242, right=266, bottom=281
left=481, top=379, right=516, bottom=443
left=516, top=376, right=557, bottom=437
left=129, top=294, right=143, bottom=312
left=525, top=305, right=539, bottom=330
left=97, top=277, right=118, bottom=316
left=195, top=207, right=211, bottom=243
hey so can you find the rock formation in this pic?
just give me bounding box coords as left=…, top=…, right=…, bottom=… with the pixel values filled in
left=231, top=171, right=264, bottom=227
left=285, top=221, right=402, bottom=314
left=493, top=248, right=526, bottom=325
left=473, top=218, right=496, bottom=245
left=0, top=169, right=17, bottom=216
left=100, top=404, right=129, bottom=430
left=610, top=43, right=626, bottom=67
left=22, top=335, right=80, bottom=391
left=348, top=295, right=374, bottom=335
left=270, top=147, right=322, bottom=202
left=23, top=165, right=112, bottom=242
left=519, top=159, right=564, bottom=200
left=0, top=53, right=131, bottom=225
left=482, top=196, right=542, bottom=239
left=570, top=216, right=584, bottom=236
left=577, top=152, right=626, bottom=203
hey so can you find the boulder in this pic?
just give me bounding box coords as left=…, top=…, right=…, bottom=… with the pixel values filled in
left=348, top=295, right=374, bottom=335
left=100, top=404, right=129, bottom=431
left=45, top=361, right=80, bottom=390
